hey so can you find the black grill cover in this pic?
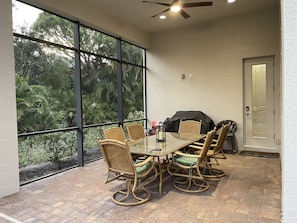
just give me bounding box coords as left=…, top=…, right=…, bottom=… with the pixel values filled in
left=163, top=111, right=215, bottom=134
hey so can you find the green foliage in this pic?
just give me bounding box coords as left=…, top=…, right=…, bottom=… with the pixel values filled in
left=80, top=26, right=116, bottom=57
left=15, top=75, right=66, bottom=133
left=126, top=110, right=144, bottom=121
left=32, top=12, right=74, bottom=47
left=14, top=8, right=145, bottom=169
left=18, top=136, right=48, bottom=167
left=18, top=131, right=76, bottom=167
left=83, top=127, right=102, bottom=151
left=122, top=65, right=144, bottom=118
left=82, top=95, right=117, bottom=124
left=42, top=132, right=76, bottom=163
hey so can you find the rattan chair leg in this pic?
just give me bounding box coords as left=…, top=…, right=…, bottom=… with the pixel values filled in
left=112, top=179, right=152, bottom=206
left=173, top=177, right=209, bottom=193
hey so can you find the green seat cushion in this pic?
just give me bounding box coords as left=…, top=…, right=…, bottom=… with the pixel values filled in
left=135, top=162, right=152, bottom=174
left=174, top=155, right=197, bottom=166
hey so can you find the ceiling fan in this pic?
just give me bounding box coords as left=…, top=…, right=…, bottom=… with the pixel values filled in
left=142, top=0, right=213, bottom=19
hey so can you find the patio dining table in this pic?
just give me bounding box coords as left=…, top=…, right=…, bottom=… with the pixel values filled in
left=127, top=132, right=204, bottom=194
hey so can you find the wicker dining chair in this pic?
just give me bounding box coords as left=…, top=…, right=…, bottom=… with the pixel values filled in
left=98, top=139, right=158, bottom=206
left=127, top=123, right=146, bottom=141
left=102, top=126, right=142, bottom=160
left=167, top=129, right=215, bottom=193
left=189, top=124, right=230, bottom=178
left=178, top=119, right=202, bottom=135
left=178, top=120, right=202, bottom=153
left=216, top=120, right=238, bottom=154
left=103, top=126, right=126, bottom=142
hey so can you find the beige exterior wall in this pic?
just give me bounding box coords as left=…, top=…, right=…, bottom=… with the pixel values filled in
left=282, top=0, right=297, bottom=222
left=146, top=8, right=281, bottom=152
left=0, top=0, right=20, bottom=197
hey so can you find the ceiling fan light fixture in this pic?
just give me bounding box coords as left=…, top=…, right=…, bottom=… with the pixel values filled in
left=170, top=5, right=181, bottom=12
left=227, top=0, right=236, bottom=3
left=159, top=15, right=166, bottom=19
left=143, top=1, right=213, bottom=19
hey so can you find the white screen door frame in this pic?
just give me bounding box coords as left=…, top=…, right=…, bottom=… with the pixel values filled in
left=243, top=56, right=275, bottom=150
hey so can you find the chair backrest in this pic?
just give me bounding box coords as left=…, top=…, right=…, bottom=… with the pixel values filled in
left=178, top=120, right=201, bottom=135
left=127, top=123, right=146, bottom=140
left=198, top=129, right=215, bottom=163
left=98, top=139, right=135, bottom=176
left=103, top=127, right=126, bottom=142
left=216, top=120, right=237, bottom=135
left=213, top=124, right=229, bottom=153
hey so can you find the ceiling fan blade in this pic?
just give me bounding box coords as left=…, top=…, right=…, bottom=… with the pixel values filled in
left=182, top=2, right=213, bottom=8
left=151, top=8, right=170, bottom=18
left=144, top=0, right=212, bottom=19
left=142, top=1, right=171, bottom=7
left=179, top=9, right=190, bottom=19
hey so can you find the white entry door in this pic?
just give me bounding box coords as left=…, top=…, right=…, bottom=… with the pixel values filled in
left=243, top=56, right=275, bottom=149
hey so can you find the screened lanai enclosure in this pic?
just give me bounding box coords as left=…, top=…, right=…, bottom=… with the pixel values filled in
left=13, top=0, right=147, bottom=184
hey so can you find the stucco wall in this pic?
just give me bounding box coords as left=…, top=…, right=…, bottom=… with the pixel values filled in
left=0, top=0, right=20, bottom=197
left=146, top=8, right=280, bottom=151
left=282, top=0, right=297, bottom=222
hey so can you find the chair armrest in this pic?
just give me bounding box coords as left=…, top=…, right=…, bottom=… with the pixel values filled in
left=174, top=150, right=200, bottom=158
left=134, top=156, right=154, bottom=167
left=188, top=144, right=202, bottom=150
left=192, top=142, right=204, bottom=146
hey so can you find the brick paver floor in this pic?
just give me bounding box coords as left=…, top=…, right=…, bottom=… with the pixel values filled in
left=0, top=153, right=281, bottom=223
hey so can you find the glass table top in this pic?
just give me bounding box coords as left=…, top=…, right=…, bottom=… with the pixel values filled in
left=127, top=132, right=204, bottom=156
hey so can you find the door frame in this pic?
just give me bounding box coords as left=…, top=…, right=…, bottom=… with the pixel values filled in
left=242, top=55, right=277, bottom=152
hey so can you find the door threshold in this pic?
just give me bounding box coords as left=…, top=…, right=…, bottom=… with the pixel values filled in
left=243, top=145, right=278, bottom=153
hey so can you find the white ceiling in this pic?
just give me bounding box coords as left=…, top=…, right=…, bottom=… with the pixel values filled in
left=84, top=0, right=279, bottom=33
